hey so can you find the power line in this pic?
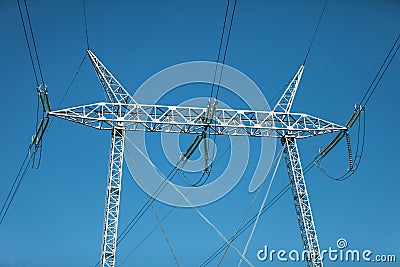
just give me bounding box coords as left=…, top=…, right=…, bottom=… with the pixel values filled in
left=17, top=0, right=39, bottom=86
left=361, top=33, right=400, bottom=106
left=200, top=183, right=291, bottom=266
left=1, top=0, right=46, bottom=226
left=57, top=55, right=87, bottom=109
left=303, top=0, right=328, bottom=64
left=83, top=0, right=90, bottom=50
left=126, top=146, right=181, bottom=267
left=45, top=54, right=87, bottom=132
left=237, top=150, right=282, bottom=267
left=0, top=147, right=34, bottom=225
left=216, top=153, right=270, bottom=266
left=209, top=0, right=231, bottom=98
left=215, top=0, right=237, bottom=99
left=119, top=207, right=175, bottom=266
left=23, top=0, right=45, bottom=85
left=199, top=0, right=237, bottom=185
left=116, top=140, right=181, bottom=243
left=177, top=0, right=237, bottom=187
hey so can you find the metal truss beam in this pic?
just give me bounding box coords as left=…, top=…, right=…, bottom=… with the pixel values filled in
left=49, top=102, right=346, bottom=138
left=87, top=50, right=137, bottom=105
left=273, top=65, right=304, bottom=113
left=282, top=136, right=323, bottom=267
left=100, top=126, right=125, bottom=267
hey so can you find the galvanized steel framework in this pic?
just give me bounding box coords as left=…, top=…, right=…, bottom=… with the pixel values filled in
left=49, top=50, right=345, bottom=267
left=282, top=137, right=322, bottom=267
left=101, top=126, right=125, bottom=267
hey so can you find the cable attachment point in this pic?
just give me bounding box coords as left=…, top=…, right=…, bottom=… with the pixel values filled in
left=30, top=84, right=51, bottom=169
left=204, top=97, right=218, bottom=124
left=37, top=84, right=51, bottom=114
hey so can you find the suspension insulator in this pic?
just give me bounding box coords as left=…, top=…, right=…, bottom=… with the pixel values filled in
left=345, top=132, right=354, bottom=172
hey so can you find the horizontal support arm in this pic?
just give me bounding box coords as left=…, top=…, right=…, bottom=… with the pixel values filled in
left=49, top=102, right=346, bottom=139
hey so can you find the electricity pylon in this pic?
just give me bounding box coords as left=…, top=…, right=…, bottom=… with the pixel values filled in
left=49, top=50, right=346, bottom=267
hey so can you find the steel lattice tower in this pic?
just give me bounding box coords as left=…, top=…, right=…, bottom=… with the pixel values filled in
left=50, top=50, right=346, bottom=267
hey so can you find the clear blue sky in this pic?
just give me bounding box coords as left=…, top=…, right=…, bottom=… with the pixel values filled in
left=0, top=1, right=399, bottom=266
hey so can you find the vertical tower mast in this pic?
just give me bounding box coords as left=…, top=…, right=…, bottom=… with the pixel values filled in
left=281, top=137, right=322, bottom=266
left=87, top=50, right=133, bottom=267
left=274, top=64, right=323, bottom=267
left=101, top=126, right=125, bottom=267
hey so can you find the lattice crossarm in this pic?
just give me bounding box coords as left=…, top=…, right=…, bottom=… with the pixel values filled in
left=48, top=102, right=120, bottom=129
left=49, top=103, right=346, bottom=137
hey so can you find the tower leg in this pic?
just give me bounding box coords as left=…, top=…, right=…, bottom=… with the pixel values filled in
left=281, top=136, right=323, bottom=267
left=101, top=126, right=125, bottom=267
